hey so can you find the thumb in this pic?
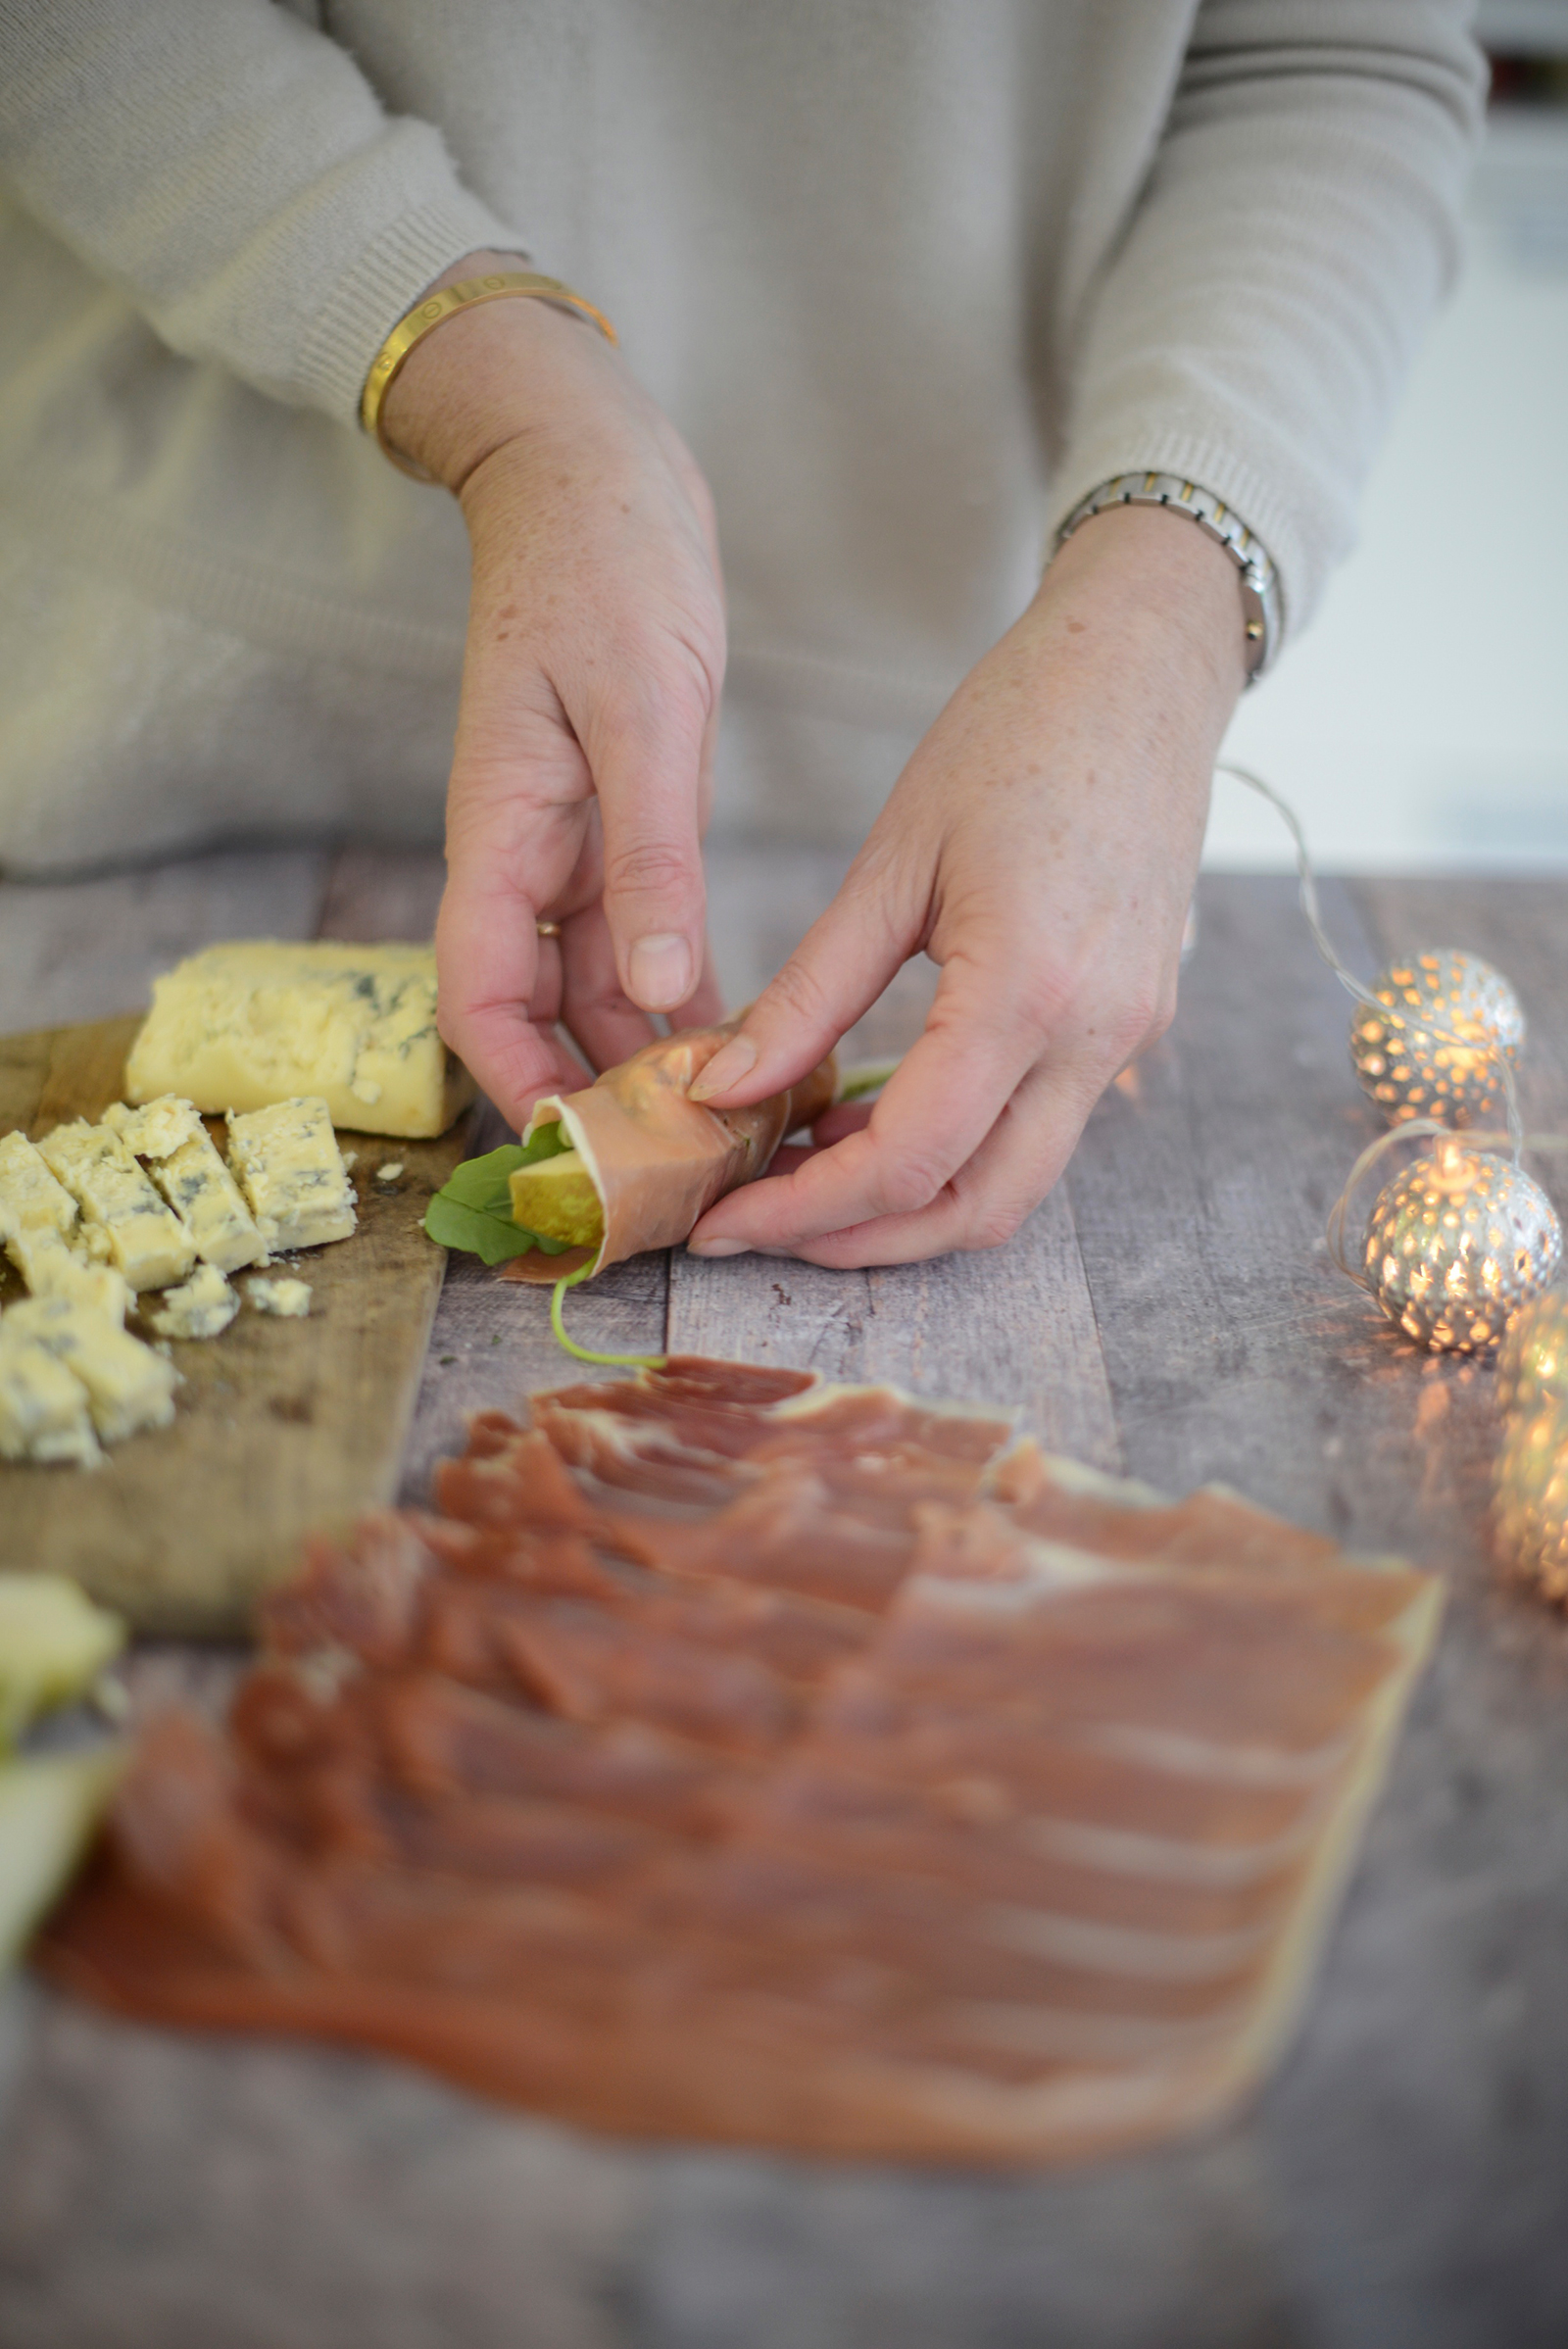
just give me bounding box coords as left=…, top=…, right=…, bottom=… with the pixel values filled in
left=688, top=856, right=919, bottom=1108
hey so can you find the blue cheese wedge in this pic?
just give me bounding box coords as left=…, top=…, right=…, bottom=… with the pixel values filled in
left=3, top=1296, right=178, bottom=1444
left=144, top=1261, right=239, bottom=1342
left=124, top=941, right=474, bottom=1138
left=35, top=1123, right=196, bottom=1294
left=246, top=1274, right=312, bottom=1318
left=0, top=1326, right=102, bottom=1467
left=226, top=1099, right=356, bottom=1252
left=106, top=1098, right=267, bottom=1274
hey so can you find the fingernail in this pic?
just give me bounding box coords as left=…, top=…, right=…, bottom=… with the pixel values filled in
left=628, top=933, right=693, bottom=1010
left=688, top=1035, right=758, bottom=1103
left=687, top=1237, right=749, bottom=1257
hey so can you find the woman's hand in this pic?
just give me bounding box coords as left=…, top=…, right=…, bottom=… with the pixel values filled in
left=383, top=254, right=727, bottom=1125
left=685, top=504, right=1249, bottom=1267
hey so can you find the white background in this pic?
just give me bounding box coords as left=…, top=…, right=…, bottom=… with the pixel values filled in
left=1208, top=49, right=1568, bottom=874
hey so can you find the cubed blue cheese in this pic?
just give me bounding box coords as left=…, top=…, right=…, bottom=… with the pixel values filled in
left=4, top=1296, right=178, bottom=1444
left=226, top=1099, right=356, bottom=1252
left=144, top=1261, right=240, bottom=1342
left=153, top=1130, right=268, bottom=1271
left=5, top=1227, right=129, bottom=1321
left=35, top=1123, right=196, bottom=1294
left=123, top=941, right=474, bottom=1138
left=0, top=1130, right=78, bottom=1244
left=0, top=1325, right=102, bottom=1467
left=105, top=1096, right=266, bottom=1273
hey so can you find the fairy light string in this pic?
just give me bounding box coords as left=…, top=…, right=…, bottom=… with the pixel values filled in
left=1216, top=761, right=1525, bottom=1161
left=1212, top=762, right=1568, bottom=1323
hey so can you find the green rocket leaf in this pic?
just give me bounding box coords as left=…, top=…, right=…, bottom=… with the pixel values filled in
left=423, top=1125, right=577, bottom=1265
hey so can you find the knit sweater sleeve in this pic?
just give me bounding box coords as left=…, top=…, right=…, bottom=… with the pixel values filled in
left=1045, top=0, right=1486, bottom=643
left=0, top=0, right=522, bottom=425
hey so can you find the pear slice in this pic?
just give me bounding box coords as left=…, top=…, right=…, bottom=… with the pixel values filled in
left=0, top=1748, right=122, bottom=1969
left=0, top=1575, right=124, bottom=1748
left=509, top=1149, right=605, bottom=1251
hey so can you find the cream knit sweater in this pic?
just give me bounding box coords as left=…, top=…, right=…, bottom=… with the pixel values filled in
left=0, top=1, right=1482, bottom=873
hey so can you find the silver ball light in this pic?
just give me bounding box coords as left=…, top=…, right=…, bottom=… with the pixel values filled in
left=1362, top=1143, right=1561, bottom=1352
left=1495, top=1288, right=1568, bottom=1418
left=1493, top=1399, right=1568, bottom=1606
left=1349, top=950, right=1524, bottom=1128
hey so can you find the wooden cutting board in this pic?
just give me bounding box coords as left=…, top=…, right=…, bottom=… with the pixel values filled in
left=0, top=1016, right=471, bottom=1636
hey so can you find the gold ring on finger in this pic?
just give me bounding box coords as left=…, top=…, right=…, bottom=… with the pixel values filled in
left=535, top=918, right=563, bottom=940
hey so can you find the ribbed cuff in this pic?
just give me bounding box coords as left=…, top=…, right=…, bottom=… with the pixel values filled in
left=295, top=191, right=530, bottom=428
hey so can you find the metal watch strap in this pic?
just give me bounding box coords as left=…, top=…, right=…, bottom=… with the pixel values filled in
left=1054, top=472, right=1280, bottom=683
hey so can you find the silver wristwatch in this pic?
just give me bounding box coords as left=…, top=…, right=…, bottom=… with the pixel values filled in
left=1054, top=472, right=1280, bottom=683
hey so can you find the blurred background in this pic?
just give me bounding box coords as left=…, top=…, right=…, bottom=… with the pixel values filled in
left=1207, top=0, right=1568, bottom=872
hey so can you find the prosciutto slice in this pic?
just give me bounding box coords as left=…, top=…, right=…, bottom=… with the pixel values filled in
left=40, top=1358, right=1441, bottom=2167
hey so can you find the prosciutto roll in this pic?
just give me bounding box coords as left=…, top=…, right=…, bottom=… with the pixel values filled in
left=503, top=1021, right=837, bottom=1283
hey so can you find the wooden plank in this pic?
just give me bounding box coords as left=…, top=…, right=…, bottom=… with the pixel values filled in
left=1064, top=875, right=1428, bottom=1541
left=0, top=1015, right=470, bottom=1636
left=668, top=1201, right=1121, bottom=1469
left=0, top=849, right=329, bottom=1031
left=0, top=1991, right=645, bottom=2349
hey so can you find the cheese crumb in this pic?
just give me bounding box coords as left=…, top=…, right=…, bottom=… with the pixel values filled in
left=103, top=1095, right=202, bottom=1161
left=375, top=1162, right=404, bottom=1184
left=247, top=1276, right=312, bottom=1319
left=145, top=1262, right=239, bottom=1342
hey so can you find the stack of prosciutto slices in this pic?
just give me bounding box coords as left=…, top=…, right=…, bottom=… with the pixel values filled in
left=41, top=1360, right=1440, bottom=2165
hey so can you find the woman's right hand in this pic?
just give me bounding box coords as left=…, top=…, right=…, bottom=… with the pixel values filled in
left=381, top=256, right=727, bottom=1127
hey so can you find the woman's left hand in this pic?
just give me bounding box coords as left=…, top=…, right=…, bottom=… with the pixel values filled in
left=684, top=502, right=1250, bottom=1267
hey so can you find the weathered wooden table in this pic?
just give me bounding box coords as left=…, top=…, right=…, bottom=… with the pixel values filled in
left=1, top=846, right=1565, bottom=2349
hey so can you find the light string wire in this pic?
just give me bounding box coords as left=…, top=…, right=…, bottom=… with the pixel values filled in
left=1214, top=761, right=1544, bottom=1297
left=1217, top=761, right=1524, bottom=1158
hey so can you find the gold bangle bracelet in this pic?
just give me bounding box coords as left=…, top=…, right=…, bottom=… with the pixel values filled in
left=360, top=269, right=619, bottom=482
